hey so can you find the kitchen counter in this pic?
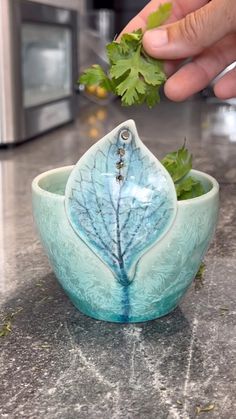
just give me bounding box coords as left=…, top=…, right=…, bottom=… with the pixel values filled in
left=0, top=99, right=235, bottom=419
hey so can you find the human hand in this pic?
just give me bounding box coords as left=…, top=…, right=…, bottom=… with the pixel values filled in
left=119, top=0, right=236, bottom=101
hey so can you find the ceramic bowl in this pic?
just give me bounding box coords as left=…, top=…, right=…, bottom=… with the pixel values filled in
left=32, top=120, right=219, bottom=323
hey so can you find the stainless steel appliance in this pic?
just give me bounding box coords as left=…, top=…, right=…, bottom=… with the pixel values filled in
left=0, top=0, right=78, bottom=145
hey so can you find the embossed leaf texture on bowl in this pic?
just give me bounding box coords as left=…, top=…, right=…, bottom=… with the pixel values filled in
left=65, top=120, right=177, bottom=288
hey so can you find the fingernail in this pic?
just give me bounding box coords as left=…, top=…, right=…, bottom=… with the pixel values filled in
left=144, top=29, right=168, bottom=49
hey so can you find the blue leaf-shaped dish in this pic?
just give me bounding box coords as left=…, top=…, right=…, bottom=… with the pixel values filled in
left=65, top=120, right=177, bottom=286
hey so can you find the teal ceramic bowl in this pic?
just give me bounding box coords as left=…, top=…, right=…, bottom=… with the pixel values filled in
left=32, top=121, right=219, bottom=323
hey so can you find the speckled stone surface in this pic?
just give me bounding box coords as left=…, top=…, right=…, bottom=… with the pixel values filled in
left=0, top=99, right=236, bottom=419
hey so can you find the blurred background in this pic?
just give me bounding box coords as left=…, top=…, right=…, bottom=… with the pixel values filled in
left=0, top=0, right=235, bottom=145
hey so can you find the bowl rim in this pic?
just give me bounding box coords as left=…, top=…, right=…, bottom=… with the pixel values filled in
left=32, top=165, right=219, bottom=204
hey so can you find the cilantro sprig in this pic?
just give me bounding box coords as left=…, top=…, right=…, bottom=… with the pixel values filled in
left=146, top=3, right=172, bottom=30
left=79, top=3, right=172, bottom=108
left=161, top=144, right=205, bottom=200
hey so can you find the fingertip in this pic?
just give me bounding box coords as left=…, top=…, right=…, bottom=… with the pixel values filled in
left=213, top=68, right=236, bottom=100
left=143, top=27, right=195, bottom=60
left=142, top=30, right=162, bottom=58
left=142, top=31, right=153, bottom=56
left=164, top=78, right=185, bottom=102
left=213, top=82, right=230, bottom=100
left=213, top=85, right=226, bottom=100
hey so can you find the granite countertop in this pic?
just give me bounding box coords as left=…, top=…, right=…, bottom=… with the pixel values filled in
left=0, top=99, right=235, bottom=419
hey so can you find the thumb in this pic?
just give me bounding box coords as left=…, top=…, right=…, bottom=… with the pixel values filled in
left=143, top=0, right=236, bottom=59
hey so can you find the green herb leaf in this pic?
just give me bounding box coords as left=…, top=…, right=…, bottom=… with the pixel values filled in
left=176, top=176, right=205, bottom=200
left=79, top=64, right=114, bottom=93
left=161, top=143, right=192, bottom=183
left=196, top=262, right=205, bottom=279
left=219, top=307, right=229, bottom=316
left=196, top=403, right=215, bottom=415
left=145, top=84, right=161, bottom=108
left=79, top=4, right=171, bottom=108
left=194, top=262, right=205, bottom=290
left=109, top=45, right=166, bottom=106
left=146, top=3, right=172, bottom=30
left=118, top=29, right=143, bottom=53
left=106, top=42, right=125, bottom=65
left=0, top=320, right=12, bottom=337
left=0, top=308, right=23, bottom=338
left=161, top=144, right=205, bottom=201
left=115, top=75, right=146, bottom=106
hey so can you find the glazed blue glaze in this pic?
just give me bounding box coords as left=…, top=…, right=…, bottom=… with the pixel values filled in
left=65, top=120, right=177, bottom=288
left=65, top=120, right=177, bottom=320
left=32, top=120, right=219, bottom=323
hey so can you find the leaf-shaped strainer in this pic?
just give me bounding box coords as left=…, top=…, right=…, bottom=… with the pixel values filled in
left=65, top=120, right=177, bottom=286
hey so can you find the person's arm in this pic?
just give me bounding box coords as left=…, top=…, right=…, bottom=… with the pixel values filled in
left=119, top=0, right=236, bottom=101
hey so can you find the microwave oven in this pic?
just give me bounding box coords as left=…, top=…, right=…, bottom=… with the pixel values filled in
left=0, top=0, right=78, bottom=145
